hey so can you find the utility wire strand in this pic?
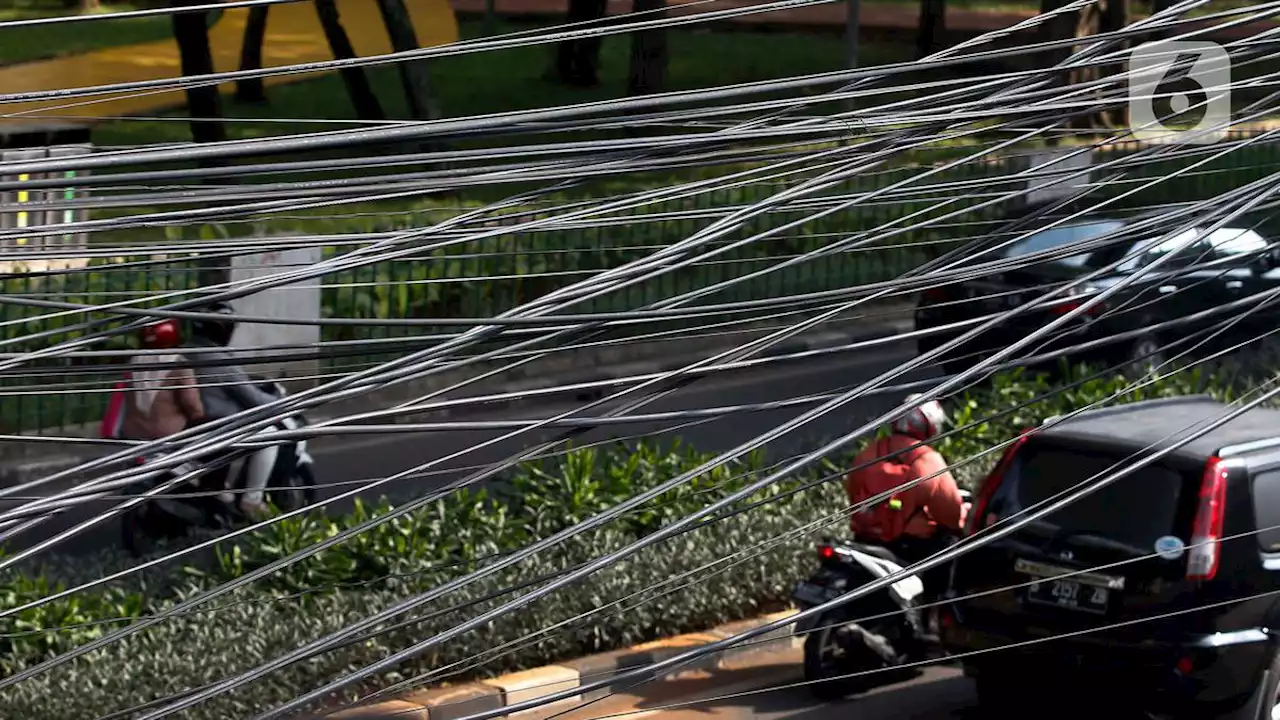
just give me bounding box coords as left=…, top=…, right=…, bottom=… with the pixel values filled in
left=0, top=8, right=1274, bottom=702
left=307, top=261, right=1280, bottom=715
left=0, top=77, right=1259, bottom=655
left=86, top=303, right=1273, bottom=720
left=435, top=339, right=1280, bottom=720
left=237, top=161, right=1280, bottom=718
left=1, top=2, right=1267, bottom=175
left=287, top=297, right=1280, bottom=718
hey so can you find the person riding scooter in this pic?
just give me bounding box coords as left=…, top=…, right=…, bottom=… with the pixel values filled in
left=185, top=301, right=283, bottom=519
left=113, top=318, right=206, bottom=442
left=844, top=394, right=969, bottom=632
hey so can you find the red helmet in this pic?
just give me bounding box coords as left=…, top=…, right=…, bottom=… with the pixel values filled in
left=140, top=319, right=180, bottom=350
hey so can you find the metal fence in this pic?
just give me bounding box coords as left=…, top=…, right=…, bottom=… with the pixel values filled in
left=3, top=136, right=1276, bottom=435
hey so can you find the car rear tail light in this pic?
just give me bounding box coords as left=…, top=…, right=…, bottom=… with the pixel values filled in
left=922, top=287, right=949, bottom=303
left=1049, top=300, right=1107, bottom=317
left=817, top=544, right=836, bottom=561
left=966, top=429, right=1034, bottom=535
left=1187, top=457, right=1229, bottom=581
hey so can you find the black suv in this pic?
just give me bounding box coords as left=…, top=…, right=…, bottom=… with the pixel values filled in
left=915, top=204, right=1280, bottom=375
left=940, top=397, right=1280, bottom=719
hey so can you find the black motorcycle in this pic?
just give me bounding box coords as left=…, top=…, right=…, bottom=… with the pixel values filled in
left=792, top=491, right=969, bottom=700
left=120, top=379, right=318, bottom=555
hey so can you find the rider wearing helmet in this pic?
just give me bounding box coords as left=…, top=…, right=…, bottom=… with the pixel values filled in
left=118, top=318, right=206, bottom=441
left=844, top=394, right=968, bottom=599
left=185, top=301, right=282, bottom=518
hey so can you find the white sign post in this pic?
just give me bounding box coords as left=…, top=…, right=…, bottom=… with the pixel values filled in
left=0, top=144, right=93, bottom=274
left=1022, top=147, right=1094, bottom=205
left=228, top=245, right=323, bottom=381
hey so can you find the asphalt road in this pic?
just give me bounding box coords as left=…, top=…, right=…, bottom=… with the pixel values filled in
left=707, top=666, right=980, bottom=720
left=3, top=337, right=927, bottom=560
left=572, top=648, right=983, bottom=720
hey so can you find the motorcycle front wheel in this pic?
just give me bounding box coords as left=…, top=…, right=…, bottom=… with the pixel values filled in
left=120, top=500, right=191, bottom=557
left=266, top=462, right=318, bottom=513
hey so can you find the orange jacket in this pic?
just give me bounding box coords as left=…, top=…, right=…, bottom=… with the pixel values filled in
left=845, top=434, right=967, bottom=539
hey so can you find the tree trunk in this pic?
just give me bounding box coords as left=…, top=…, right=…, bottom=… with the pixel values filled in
left=1099, top=0, right=1130, bottom=129
left=627, top=0, right=667, bottom=95
left=916, top=0, right=946, bottom=59
left=81, top=0, right=101, bottom=11
left=374, top=0, right=441, bottom=121
left=314, top=0, right=386, bottom=120
left=235, top=5, right=270, bottom=104
left=1039, top=0, right=1128, bottom=131
left=553, top=0, right=608, bottom=87
left=171, top=1, right=228, bottom=286
left=171, top=1, right=227, bottom=146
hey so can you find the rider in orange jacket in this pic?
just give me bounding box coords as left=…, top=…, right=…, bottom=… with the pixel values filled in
left=845, top=394, right=968, bottom=598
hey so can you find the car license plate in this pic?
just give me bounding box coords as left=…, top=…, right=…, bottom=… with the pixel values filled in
left=1026, top=577, right=1110, bottom=614
left=793, top=580, right=839, bottom=607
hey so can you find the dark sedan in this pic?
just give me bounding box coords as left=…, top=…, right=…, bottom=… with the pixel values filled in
left=914, top=206, right=1280, bottom=376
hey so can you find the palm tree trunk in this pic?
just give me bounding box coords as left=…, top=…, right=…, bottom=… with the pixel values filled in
left=627, top=0, right=667, bottom=95
left=314, top=0, right=386, bottom=120
left=374, top=0, right=440, bottom=121
left=171, top=0, right=227, bottom=146
left=553, top=0, right=608, bottom=86
left=235, top=6, right=270, bottom=103
left=915, top=0, right=946, bottom=59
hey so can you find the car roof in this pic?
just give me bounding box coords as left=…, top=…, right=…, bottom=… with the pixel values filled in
left=1036, top=396, right=1280, bottom=462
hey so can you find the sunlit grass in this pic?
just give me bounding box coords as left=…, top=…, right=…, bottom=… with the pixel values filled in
left=0, top=2, right=173, bottom=66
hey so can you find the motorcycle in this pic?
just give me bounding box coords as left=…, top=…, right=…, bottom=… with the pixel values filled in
left=120, top=378, right=318, bottom=555
left=792, top=489, right=970, bottom=700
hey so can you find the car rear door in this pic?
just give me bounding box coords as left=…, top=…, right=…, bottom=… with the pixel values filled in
left=938, top=222, right=1128, bottom=357
left=950, top=437, right=1209, bottom=643
left=1108, top=228, right=1222, bottom=333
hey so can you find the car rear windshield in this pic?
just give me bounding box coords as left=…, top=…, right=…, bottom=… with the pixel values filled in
left=1013, top=445, right=1189, bottom=551
left=999, top=221, right=1126, bottom=268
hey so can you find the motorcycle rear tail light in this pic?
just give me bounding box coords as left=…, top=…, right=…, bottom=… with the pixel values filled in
left=1187, top=457, right=1228, bottom=581
left=817, top=544, right=835, bottom=561
left=1175, top=655, right=1195, bottom=677
left=967, top=429, right=1034, bottom=535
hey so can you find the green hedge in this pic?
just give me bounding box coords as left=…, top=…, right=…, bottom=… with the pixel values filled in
left=0, top=363, right=1271, bottom=716
left=0, top=440, right=837, bottom=719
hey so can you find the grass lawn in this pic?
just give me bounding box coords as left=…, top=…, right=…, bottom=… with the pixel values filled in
left=0, top=3, right=173, bottom=66
left=91, top=18, right=920, bottom=146
left=75, top=18, right=1003, bottom=241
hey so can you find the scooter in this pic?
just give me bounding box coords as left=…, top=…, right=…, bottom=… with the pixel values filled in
left=119, top=379, right=318, bottom=555
left=792, top=490, right=969, bottom=700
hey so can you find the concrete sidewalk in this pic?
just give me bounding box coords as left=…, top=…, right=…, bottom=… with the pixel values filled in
left=452, top=0, right=1274, bottom=41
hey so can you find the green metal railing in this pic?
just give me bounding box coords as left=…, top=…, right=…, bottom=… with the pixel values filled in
left=3, top=138, right=1276, bottom=435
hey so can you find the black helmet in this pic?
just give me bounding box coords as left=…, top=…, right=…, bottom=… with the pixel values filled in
left=190, top=301, right=236, bottom=346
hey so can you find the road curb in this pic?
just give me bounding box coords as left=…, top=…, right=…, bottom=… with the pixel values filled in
left=318, top=609, right=801, bottom=719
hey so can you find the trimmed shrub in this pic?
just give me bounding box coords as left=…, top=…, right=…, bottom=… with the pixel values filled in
left=0, top=443, right=836, bottom=719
